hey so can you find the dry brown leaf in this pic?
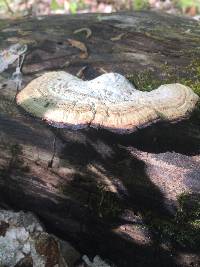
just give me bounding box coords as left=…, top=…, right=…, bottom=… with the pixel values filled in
left=79, top=52, right=88, bottom=59
left=186, top=6, right=197, bottom=16
left=73, top=27, right=92, bottom=39
left=67, top=38, right=87, bottom=52
left=67, top=38, right=88, bottom=59
left=110, top=33, right=125, bottom=41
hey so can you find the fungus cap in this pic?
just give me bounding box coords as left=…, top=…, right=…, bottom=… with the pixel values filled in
left=16, top=71, right=199, bottom=134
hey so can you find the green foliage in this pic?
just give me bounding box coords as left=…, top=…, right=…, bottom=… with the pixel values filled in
left=0, top=1, right=4, bottom=9
left=0, top=0, right=7, bottom=10
left=69, top=1, right=78, bottom=14
left=133, top=0, right=149, bottom=11
left=1, top=0, right=200, bottom=16
left=174, top=0, right=200, bottom=10
left=50, top=0, right=63, bottom=11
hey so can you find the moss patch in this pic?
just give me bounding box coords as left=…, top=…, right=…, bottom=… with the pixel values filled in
left=127, top=60, right=200, bottom=123
left=127, top=60, right=200, bottom=95
left=127, top=71, right=163, bottom=92
left=58, top=173, right=123, bottom=220
left=180, top=59, right=200, bottom=96
left=88, top=184, right=123, bottom=220
left=146, top=193, right=200, bottom=250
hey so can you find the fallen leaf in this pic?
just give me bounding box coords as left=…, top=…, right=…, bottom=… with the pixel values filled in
left=79, top=52, right=88, bottom=59
left=186, top=6, right=197, bottom=16
left=110, top=33, right=125, bottom=41
left=67, top=38, right=88, bottom=59
left=73, top=27, right=92, bottom=39
left=67, top=38, right=87, bottom=52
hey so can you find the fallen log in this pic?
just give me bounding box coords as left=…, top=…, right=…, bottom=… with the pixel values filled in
left=0, top=11, right=200, bottom=267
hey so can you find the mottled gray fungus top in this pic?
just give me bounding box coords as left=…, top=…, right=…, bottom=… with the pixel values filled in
left=16, top=71, right=199, bottom=134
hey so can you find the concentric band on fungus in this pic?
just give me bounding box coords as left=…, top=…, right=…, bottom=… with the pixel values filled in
left=16, top=71, right=199, bottom=134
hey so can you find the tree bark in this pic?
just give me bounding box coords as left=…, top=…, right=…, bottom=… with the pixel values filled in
left=0, top=12, right=200, bottom=267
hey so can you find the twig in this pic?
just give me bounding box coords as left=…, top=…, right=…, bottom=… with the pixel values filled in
left=48, top=135, right=57, bottom=168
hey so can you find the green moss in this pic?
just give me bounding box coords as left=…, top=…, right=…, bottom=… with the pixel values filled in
left=190, top=219, right=200, bottom=229
left=127, top=59, right=200, bottom=124
left=176, top=192, right=200, bottom=221
left=127, top=59, right=200, bottom=95
left=58, top=181, right=123, bottom=220
left=127, top=63, right=200, bottom=248
left=127, top=65, right=200, bottom=134
left=180, top=60, right=200, bottom=96
left=88, top=184, right=123, bottom=220
left=57, top=181, right=89, bottom=203
left=146, top=193, right=200, bottom=249
left=127, top=71, right=162, bottom=92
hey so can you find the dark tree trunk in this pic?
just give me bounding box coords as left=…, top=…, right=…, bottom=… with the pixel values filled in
left=0, top=12, right=200, bottom=267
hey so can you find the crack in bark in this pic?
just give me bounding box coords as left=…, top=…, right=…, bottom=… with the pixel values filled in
left=48, top=135, right=57, bottom=168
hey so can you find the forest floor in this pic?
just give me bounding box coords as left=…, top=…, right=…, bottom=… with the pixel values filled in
left=0, top=0, right=200, bottom=19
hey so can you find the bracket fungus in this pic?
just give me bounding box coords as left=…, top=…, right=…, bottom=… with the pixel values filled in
left=16, top=71, right=199, bottom=134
